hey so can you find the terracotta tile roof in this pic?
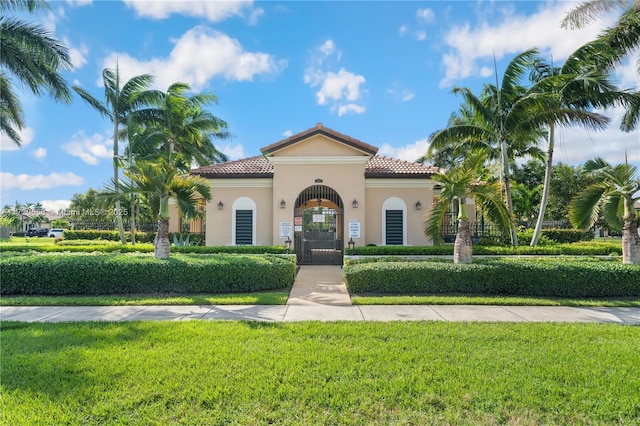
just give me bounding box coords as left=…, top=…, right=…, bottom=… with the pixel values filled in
left=260, top=122, right=378, bottom=156
left=364, top=156, right=440, bottom=178
left=191, top=156, right=273, bottom=178
left=191, top=155, right=439, bottom=179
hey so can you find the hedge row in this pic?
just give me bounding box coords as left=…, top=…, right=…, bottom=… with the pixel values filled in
left=0, top=244, right=288, bottom=254
left=343, top=258, right=640, bottom=298
left=540, top=228, right=594, bottom=244
left=351, top=243, right=621, bottom=256
left=62, top=230, right=157, bottom=242
left=1, top=253, right=296, bottom=295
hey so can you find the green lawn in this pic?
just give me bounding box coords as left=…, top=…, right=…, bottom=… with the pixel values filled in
left=352, top=294, right=640, bottom=307
left=1, top=321, right=638, bottom=425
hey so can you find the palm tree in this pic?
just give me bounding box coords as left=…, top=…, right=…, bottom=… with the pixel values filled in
left=0, top=0, right=72, bottom=146
left=429, top=49, right=552, bottom=246
left=425, top=151, right=514, bottom=264
left=570, top=158, right=640, bottom=264
left=73, top=67, right=162, bottom=244
left=112, top=158, right=212, bottom=259
left=527, top=43, right=627, bottom=246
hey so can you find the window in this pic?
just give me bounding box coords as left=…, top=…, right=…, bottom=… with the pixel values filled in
left=385, top=210, right=403, bottom=245
left=235, top=210, right=253, bottom=245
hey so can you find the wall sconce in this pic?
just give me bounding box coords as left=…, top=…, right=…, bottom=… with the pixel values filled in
left=352, top=199, right=358, bottom=208
left=217, top=201, right=224, bottom=210
left=415, top=201, right=422, bottom=210
left=280, top=199, right=286, bottom=209
left=348, top=238, right=355, bottom=256
left=284, top=236, right=292, bottom=254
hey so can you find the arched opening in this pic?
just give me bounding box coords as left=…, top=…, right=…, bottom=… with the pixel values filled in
left=294, top=185, right=344, bottom=265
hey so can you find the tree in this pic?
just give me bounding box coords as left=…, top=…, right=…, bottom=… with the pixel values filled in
left=429, top=49, right=556, bottom=246
left=511, top=182, right=542, bottom=224
left=425, top=151, right=514, bottom=264
left=112, top=158, right=212, bottom=259
left=73, top=67, right=162, bottom=243
left=0, top=0, right=72, bottom=146
left=547, top=163, right=596, bottom=223
left=570, top=158, right=640, bottom=264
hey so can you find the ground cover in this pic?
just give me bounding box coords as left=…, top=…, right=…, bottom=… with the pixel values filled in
left=351, top=294, right=640, bottom=307
left=1, top=321, right=638, bottom=425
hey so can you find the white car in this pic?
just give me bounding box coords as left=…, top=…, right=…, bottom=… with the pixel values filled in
left=48, top=228, right=64, bottom=238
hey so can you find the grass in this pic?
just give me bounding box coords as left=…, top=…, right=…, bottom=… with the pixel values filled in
left=0, top=291, right=290, bottom=306
left=352, top=294, right=640, bottom=307
left=1, top=321, right=639, bottom=425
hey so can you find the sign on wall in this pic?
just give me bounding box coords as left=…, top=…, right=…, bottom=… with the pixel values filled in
left=312, top=214, right=325, bottom=223
left=348, top=219, right=360, bottom=238
left=280, top=222, right=292, bottom=239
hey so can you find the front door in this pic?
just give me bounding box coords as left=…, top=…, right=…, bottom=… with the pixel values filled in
left=293, top=185, right=344, bottom=265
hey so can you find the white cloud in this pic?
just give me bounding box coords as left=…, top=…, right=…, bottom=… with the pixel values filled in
left=386, top=85, right=415, bottom=102
left=1, top=172, right=84, bottom=191
left=219, top=143, right=246, bottom=161
left=415, top=30, right=426, bottom=41
left=64, top=37, right=88, bottom=69
left=41, top=199, right=72, bottom=212
left=304, top=40, right=366, bottom=116
left=416, top=8, right=435, bottom=23
left=66, top=0, right=92, bottom=6
left=101, top=27, right=286, bottom=91
left=31, top=148, right=47, bottom=159
left=399, top=25, right=408, bottom=36
left=122, top=0, right=258, bottom=23
left=62, top=130, right=112, bottom=165
left=439, top=2, right=607, bottom=87
left=378, top=138, right=430, bottom=163
left=1, top=127, right=35, bottom=151
left=283, top=130, right=293, bottom=137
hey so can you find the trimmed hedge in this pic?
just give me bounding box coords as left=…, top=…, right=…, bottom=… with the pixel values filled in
left=351, top=243, right=621, bottom=256
left=542, top=228, right=594, bottom=244
left=62, top=230, right=157, bottom=243
left=1, top=253, right=296, bottom=295
left=0, top=244, right=288, bottom=254
left=343, top=258, right=640, bottom=298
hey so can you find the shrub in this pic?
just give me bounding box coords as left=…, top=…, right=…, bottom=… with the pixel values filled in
left=542, top=228, right=594, bottom=244
left=1, top=253, right=296, bottom=295
left=343, top=257, right=640, bottom=298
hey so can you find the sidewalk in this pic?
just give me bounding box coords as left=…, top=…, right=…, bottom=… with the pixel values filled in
left=2, top=305, right=639, bottom=324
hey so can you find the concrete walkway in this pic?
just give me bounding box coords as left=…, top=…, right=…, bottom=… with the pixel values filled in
left=2, top=305, right=640, bottom=323
left=286, top=265, right=351, bottom=306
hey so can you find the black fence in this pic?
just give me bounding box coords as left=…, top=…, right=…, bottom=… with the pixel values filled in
left=440, top=221, right=503, bottom=244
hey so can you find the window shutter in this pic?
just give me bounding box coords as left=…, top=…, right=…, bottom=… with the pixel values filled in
left=385, top=210, right=403, bottom=245
left=235, top=210, right=253, bottom=245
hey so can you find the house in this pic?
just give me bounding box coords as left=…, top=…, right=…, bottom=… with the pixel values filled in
left=180, top=123, right=443, bottom=264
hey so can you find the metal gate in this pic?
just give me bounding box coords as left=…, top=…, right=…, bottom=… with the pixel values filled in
left=294, top=185, right=344, bottom=265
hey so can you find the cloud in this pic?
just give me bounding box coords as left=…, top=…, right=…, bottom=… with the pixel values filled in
left=66, top=0, right=92, bottom=6
left=398, top=25, right=408, bottom=36
left=283, top=130, right=293, bottom=137
left=62, top=130, right=112, bottom=165
left=1, top=127, right=35, bottom=151
left=219, top=143, right=246, bottom=161
left=101, top=27, right=286, bottom=91
left=304, top=40, right=366, bottom=116
left=386, top=85, right=415, bottom=102
left=31, top=148, right=47, bottom=159
left=378, top=138, right=430, bottom=163
left=416, top=8, right=435, bottom=23
left=439, top=2, right=607, bottom=87
left=1, top=172, right=84, bottom=191
left=63, top=37, right=88, bottom=69
left=41, top=199, right=72, bottom=212
left=415, top=30, right=426, bottom=41
left=122, top=0, right=260, bottom=23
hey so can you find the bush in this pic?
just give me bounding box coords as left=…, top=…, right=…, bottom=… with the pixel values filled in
left=1, top=253, right=296, bottom=295
left=63, top=230, right=157, bottom=243
left=343, top=258, right=640, bottom=298
left=349, top=243, right=621, bottom=256
left=542, top=228, right=594, bottom=244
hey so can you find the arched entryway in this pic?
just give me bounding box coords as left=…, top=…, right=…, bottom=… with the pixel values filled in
left=294, top=185, right=344, bottom=265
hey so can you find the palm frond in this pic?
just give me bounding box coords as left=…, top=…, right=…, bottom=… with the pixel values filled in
left=569, top=182, right=608, bottom=229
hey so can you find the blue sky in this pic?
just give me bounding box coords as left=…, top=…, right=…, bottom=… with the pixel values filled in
left=1, top=0, right=638, bottom=212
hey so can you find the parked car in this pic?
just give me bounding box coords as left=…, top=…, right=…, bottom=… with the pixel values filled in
left=27, top=228, right=49, bottom=237
left=48, top=229, right=64, bottom=238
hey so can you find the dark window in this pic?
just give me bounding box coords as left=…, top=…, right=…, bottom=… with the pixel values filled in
left=235, top=210, right=253, bottom=245
left=385, top=210, right=403, bottom=245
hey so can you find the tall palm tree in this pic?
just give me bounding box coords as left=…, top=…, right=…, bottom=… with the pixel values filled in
left=111, top=158, right=212, bottom=259
left=429, top=49, right=553, bottom=246
left=0, top=0, right=72, bottom=146
left=73, top=67, right=162, bottom=244
left=570, top=158, right=640, bottom=264
left=425, top=151, right=514, bottom=264
left=527, top=43, right=627, bottom=246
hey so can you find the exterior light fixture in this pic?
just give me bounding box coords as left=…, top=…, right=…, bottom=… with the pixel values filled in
left=348, top=238, right=355, bottom=256
left=280, top=199, right=286, bottom=209
left=352, top=199, right=358, bottom=208
left=217, top=201, right=224, bottom=210
left=315, top=178, right=323, bottom=183
left=285, top=236, right=292, bottom=254
left=415, top=201, right=422, bottom=210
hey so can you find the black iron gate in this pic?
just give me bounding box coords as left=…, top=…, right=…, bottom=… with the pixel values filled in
left=294, top=185, right=344, bottom=265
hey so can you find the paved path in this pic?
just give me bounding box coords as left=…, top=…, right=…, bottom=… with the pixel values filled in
left=2, top=305, right=639, bottom=324
left=287, top=265, right=351, bottom=306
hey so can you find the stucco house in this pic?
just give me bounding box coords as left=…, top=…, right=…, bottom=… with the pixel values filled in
left=178, top=123, right=443, bottom=264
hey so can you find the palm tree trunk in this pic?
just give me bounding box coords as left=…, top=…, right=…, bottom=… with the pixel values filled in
left=113, top=121, right=126, bottom=244
left=155, top=218, right=171, bottom=259
left=129, top=195, right=136, bottom=245
left=500, top=137, right=518, bottom=247
left=454, top=219, right=473, bottom=264
left=531, top=124, right=555, bottom=246
left=622, top=198, right=640, bottom=265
